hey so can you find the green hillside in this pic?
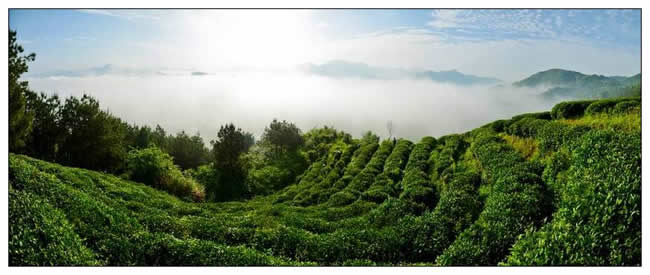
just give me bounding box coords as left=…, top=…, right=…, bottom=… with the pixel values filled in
left=9, top=97, right=641, bottom=266
left=514, top=69, right=641, bottom=99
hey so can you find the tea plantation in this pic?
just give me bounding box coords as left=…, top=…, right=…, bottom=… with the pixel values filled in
left=8, top=97, right=641, bottom=266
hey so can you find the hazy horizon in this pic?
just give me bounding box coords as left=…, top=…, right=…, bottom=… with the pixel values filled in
left=10, top=9, right=641, bottom=142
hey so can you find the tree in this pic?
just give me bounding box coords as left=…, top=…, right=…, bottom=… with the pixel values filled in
left=9, top=30, right=36, bottom=151
left=361, top=130, right=380, bottom=144
left=23, top=91, right=65, bottom=161
left=134, top=125, right=153, bottom=149
left=168, top=131, right=210, bottom=170
left=58, top=94, right=127, bottom=172
left=208, top=123, right=254, bottom=201
left=150, top=125, right=169, bottom=151
left=260, top=119, right=304, bottom=158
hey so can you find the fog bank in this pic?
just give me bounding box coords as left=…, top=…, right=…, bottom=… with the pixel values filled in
left=26, top=71, right=558, bottom=143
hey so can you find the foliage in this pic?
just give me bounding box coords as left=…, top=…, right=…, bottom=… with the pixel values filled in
left=436, top=130, right=550, bottom=266
left=260, top=119, right=305, bottom=158
left=9, top=30, right=36, bottom=151
left=550, top=99, right=596, bottom=119
left=9, top=189, right=99, bottom=266
left=8, top=96, right=641, bottom=266
left=209, top=123, right=255, bottom=201
left=58, top=94, right=128, bottom=172
left=506, top=130, right=641, bottom=265
left=398, top=137, right=436, bottom=211
left=125, top=147, right=205, bottom=201
left=302, top=126, right=352, bottom=163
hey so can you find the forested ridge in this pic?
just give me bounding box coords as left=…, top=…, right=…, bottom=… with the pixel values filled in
left=8, top=30, right=642, bottom=266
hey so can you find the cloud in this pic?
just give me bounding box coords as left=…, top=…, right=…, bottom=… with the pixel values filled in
left=25, top=64, right=195, bottom=78
left=428, top=10, right=465, bottom=28
left=424, top=9, right=640, bottom=48
left=25, top=72, right=556, bottom=143
left=314, top=27, right=640, bottom=82
left=78, top=9, right=161, bottom=21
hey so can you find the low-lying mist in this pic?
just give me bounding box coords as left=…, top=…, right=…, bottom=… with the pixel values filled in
left=26, top=71, right=560, bottom=143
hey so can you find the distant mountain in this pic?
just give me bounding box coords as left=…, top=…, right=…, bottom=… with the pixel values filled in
left=414, top=70, right=502, bottom=85
left=514, top=69, right=641, bottom=99
left=301, top=60, right=502, bottom=85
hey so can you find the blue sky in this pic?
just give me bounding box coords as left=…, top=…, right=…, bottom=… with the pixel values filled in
left=9, top=9, right=641, bottom=81
left=8, top=9, right=641, bottom=141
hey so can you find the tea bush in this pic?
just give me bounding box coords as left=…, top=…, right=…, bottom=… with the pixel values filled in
left=506, top=130, right=641, bottom=266
left=9, top=189, right=99, bottom=266
left=436, top=130, right=550, bottom=265
left=550, top=99, right=597, bottom=119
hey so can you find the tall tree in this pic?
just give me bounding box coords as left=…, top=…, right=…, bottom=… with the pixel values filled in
left=208, top=123, right=254, bottom=201
left=260, top=119, right=304, bottom=159
left=8, top=30, right=36, bottom=151
left=23, top=91, right=65, bottom=161
left=168, top=131, right=210, bottom=170
left=58, top=94, right=127, bottom=172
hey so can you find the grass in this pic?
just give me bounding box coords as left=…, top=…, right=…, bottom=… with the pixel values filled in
left=499, top=134, right=539, bottom=161
left=559, top=107, right=640, bottom=133
left=9, top=96, right=642, bottom=266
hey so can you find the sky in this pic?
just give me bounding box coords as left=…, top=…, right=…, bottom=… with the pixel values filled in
left=8, top=9, right=642, bottom=141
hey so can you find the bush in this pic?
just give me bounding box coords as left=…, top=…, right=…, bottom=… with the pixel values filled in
left=613, top=100, right=641, bottom=114
left=537, top=122, right=590, bottom=154
left=506, top=118, right=549, bottom=138
left=506, top=130, right=640, bottom=266
left=511, top=111, right=551, bottom=121
left=126, top=147, right=204, bottom=201
left=398, top=137, right=436, bottom=210
left=339, top=140, right=394, bottom=196
left=551, top=99, right=597, bottom=119
left=436, top=131, right=550, bottom=266
left=327, top=141, right=378, bottom=196
left=9, top=189, right=99, bottom=266
left=362, top=139, right=413, bottom=202
left=403, top=172, right=482, bottom=262
left=584, top=99, right=619, bottom=115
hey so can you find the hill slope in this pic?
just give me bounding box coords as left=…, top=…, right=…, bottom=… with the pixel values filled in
left=514, top=69, right=641, bottom=99
left=9, top=97, right=641, bottom=266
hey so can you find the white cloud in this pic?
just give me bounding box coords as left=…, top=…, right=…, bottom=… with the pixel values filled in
left=78, top=9, right=161, bottom=21
left=427, top=10, right=465, bottom=28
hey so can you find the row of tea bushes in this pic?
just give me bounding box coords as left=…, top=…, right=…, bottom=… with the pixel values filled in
left=329, top=140, right=394, bottom=206
left=362, top=139, right=414, bottom=203
left=506, top=130, right=641, bottom=265
left=397, top=137, right=437, bottom=211
left=436, top=130, right=551, bottom=265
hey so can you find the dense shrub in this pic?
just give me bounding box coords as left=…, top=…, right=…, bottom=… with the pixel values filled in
left=436, top=130, right=550, bottom=266
left=511, top=111, right=551, bottom=121
left=506, top=118, right=549, bottom=138
left=537, top=122, right=590, bottom=154
left=551, top=99, right=597, bottom=119
left=125, top=147, right=204, bottom=201
left=330, top=140, right=394, bottom=205
left=403, top=172, right=482, bottom=262
left=480, top=119, right=511, bottom=133
left=613, top=100, right=641, bottom=114
left=430, top=135, right=468, bottom=183
left=328, top=141, right=378, bottom=195
left=9, top=189, right=99, bottom=266
left=398, top=137, right=436, bottom=210
left=506, top=130, right=641, bottom=266
left=362, top=139, right=413, bottom=202
left=584, top=99, right=620, bottom=115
